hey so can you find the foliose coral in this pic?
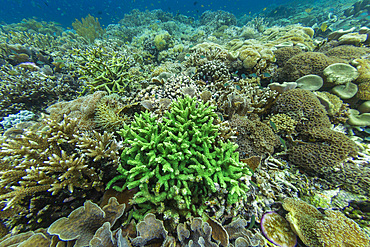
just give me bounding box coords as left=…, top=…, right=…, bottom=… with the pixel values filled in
left=107, top=96, right=253, bottom=220
left=47, top=197, right=125, bottom=247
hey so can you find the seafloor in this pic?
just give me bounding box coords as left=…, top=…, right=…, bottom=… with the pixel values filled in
left=0, top=0, right=370, bottom=246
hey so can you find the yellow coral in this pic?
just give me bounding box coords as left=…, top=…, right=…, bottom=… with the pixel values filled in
left=154, top=31, right=171, bottom=51
left=94, top=94, right=128, bottom=132
left=283, top=198, right=370, bottom=247
left=268, top=113, right=297, bottom=134
left=72, top=14, right=105, bottom=43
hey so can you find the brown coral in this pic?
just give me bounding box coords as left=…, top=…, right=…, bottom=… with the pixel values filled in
left=324, top=45, right=370, bottom=62
left=357, top=81, right=370, bottom=100
left=94, top=93, right=129, bottom=132
left=229, top=115, right=280, bottom=159
left=72, top=14, right=105, bottom=43
left=0, top=116, right=120, bottom=231
left=288, top=127, right=358, bottom=174
left=272, top=89, right=331, bottom=135
left=274, top=46, right=303, bottom=67
left=46, top=91, right=107, bottom=130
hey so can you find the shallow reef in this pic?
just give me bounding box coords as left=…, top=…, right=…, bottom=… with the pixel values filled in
left=1, top=2, right=370, bottom=246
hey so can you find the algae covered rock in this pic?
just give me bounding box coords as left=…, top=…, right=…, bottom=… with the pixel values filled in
left=107, top=96, right=253, bottom=220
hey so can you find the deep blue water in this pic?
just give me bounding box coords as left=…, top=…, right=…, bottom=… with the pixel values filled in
left=0, top=0, right=293, bottom=28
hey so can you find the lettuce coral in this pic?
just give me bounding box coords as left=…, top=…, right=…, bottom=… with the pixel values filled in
left=107, top=96, right=253, bottom=220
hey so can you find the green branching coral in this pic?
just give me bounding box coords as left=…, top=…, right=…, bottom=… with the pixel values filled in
left=107, top=96, right=253, bottom=220
left=76, top=46, right=136, bottom=95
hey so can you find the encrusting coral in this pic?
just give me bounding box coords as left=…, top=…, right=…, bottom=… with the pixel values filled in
left=46, top=91, right=107, bottom=130
left=0, top=116, right=120, bottom=231
left=107, top=96, right=253, bottom=220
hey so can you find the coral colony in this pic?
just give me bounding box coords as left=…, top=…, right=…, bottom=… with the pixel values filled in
left=0, top=2, right=370, bottom=246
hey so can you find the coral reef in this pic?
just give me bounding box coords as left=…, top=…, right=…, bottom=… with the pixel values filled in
left=1, top=2, right=370, bottom=243
left=0, top=65, right=81, bottom=118
left=107, top=96, right=253, bottom=220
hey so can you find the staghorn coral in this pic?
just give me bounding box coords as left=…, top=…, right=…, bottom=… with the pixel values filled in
left=72, top=14, right=105, bottom=43
left=0, top=116, right=120, bottom=231
left=283, top=198, right=370, bottom=247
left=107, top=96, right=253, bottom=220
left=76, top=45, right=138, bottom=95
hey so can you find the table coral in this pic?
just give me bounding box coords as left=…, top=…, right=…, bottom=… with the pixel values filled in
left=107, top=96, right=253, bottom=220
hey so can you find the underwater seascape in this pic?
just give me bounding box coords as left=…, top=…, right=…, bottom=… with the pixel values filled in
left=1, top=0, right=370, bottom=246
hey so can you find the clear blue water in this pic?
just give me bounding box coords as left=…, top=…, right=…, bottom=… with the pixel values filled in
left=0, top=0, right=293, bottom=27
